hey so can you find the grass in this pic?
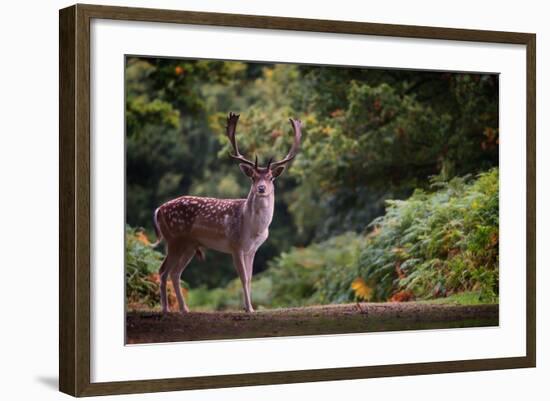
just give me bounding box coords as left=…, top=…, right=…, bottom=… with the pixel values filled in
left=416, top=291, right=497, bottom=305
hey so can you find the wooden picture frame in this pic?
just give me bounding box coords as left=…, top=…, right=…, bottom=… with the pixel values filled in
left=59, top=3, right=536, bottom=396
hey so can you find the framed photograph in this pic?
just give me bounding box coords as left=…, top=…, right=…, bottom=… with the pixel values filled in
left=59, top=3, right=536, bottom=396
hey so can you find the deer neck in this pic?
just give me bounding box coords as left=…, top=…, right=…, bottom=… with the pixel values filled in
left=243, top=188, right=274, bottom=235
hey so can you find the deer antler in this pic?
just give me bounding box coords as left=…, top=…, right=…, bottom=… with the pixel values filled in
left=270, top=118, right=302, bottom=169
left=226, top=112, right=255, bottom=167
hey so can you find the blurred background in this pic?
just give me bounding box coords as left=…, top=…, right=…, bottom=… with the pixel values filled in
left=125, top=56, right=499, bottom=311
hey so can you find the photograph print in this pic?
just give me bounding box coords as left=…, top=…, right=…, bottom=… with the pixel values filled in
left=125, top=56, right=499, bottom=344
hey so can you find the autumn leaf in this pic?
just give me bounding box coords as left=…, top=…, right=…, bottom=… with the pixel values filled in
left=135, top=231, right=150, bottom=245
left=390, top=290, right=414, bottom=302
left=351, top=277, right=373, bottom=301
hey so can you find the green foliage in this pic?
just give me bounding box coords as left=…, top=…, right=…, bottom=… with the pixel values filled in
left=125, top=225, right=164, bottom=308
left=187, top=276, right=273, bottom=311
left=289, top=72, right=498, bottom=240
left=358, top=168, right=499, bottom=303
left=416, top=291, right=493, bottom=305
left=265, top=233, right=363, bottom=306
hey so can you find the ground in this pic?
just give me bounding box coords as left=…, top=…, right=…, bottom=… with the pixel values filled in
left=126, top=302, right=498, bottom=344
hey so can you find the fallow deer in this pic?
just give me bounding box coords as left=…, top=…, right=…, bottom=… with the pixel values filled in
left=152, top=112, right=301, bottom=313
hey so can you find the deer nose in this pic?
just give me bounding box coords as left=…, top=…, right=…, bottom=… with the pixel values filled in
left=258, top=185, right=266, bottom=193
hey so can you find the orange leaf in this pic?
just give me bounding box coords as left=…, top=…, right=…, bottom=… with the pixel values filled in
left=136, top=231, right=150, bottom=245
left=390, top=290, right=414, bottom=302
left=351, top=277, right=373, bottom=301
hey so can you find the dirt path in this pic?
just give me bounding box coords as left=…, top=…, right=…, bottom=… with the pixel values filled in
left=126, top=303, right=498, bottom=344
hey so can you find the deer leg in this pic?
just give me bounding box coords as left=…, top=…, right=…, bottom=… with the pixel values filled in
left=159, top=249, right=181, bottom=313
left=244, top=252, right=255, bottom=303
left=232, top=251, right=254, bottom=312
left=170, top=248, right=195, bottom=314
left=159, top=256, right=170, bottom=313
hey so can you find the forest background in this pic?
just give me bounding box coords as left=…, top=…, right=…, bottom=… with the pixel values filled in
left=125, top=57, right=499, bottom=311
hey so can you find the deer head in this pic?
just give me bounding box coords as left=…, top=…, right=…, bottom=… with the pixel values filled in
left=225, top=112, right=301, bottom=197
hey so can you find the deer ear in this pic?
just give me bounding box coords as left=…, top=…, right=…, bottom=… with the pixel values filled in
left=239, top=163, right=255, bottom=178
left=271, top=165, right=286, bottom=178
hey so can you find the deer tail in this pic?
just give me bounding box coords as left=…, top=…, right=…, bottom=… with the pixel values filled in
left=150, top=207, right=163, bottom=248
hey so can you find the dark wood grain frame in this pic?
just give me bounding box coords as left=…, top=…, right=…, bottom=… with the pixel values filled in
left=59, top=3, right=536, bottom=397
